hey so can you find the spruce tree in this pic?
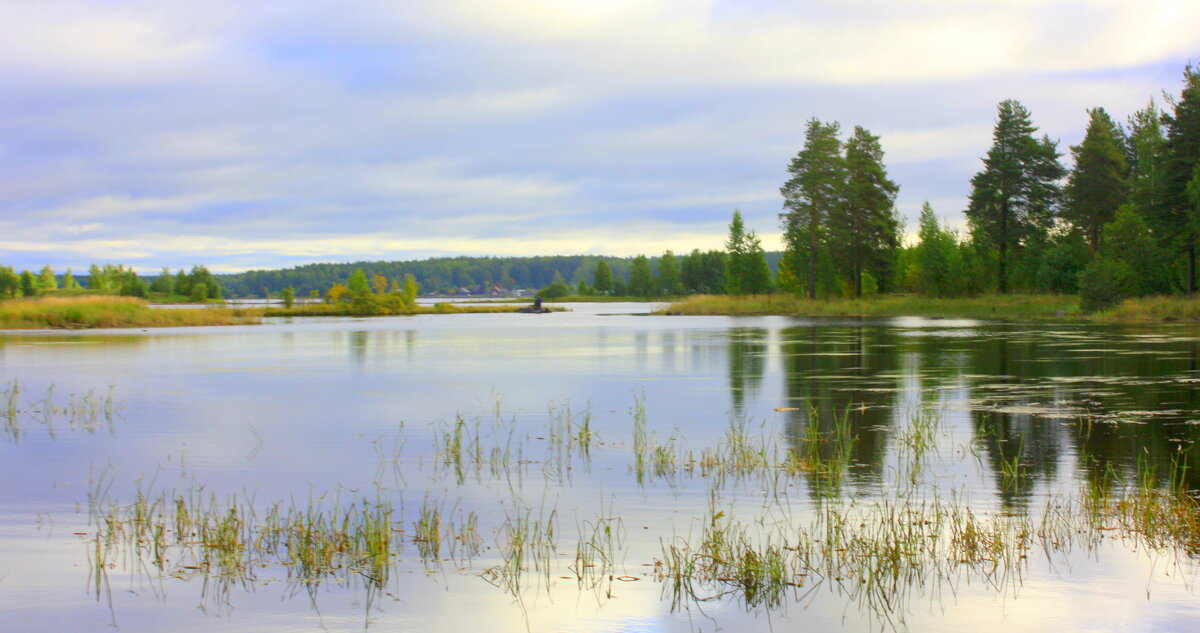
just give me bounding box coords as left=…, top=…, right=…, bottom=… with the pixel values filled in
left=781, top=119, right=845, bottom=298
left=1063, top=108, right=1128, bottom=254
left=1162, top=64, right=1200, bottom=292
left=965, top=100, right=1065, bottom=293
left=829, top=126, right=900, bottom=296
left=725, top=210, right=770, bottom=294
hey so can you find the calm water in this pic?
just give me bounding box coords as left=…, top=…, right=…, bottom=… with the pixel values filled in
left=3, top=303, right=1200, bottom=632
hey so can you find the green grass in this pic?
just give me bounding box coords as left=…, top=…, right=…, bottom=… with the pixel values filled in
left=0, top=296, right=260, bottom=329
left=661, top=293, right=1200, bottom=322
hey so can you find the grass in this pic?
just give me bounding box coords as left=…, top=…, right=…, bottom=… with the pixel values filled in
left=3, top=380, right=119, bottom=441
left=0, top=296, right=259, bottom=329
left=666, top=293, right=1200, bottom=322
left=664, top=293, right=1085, bottom=319
left=1091, top=295, right=1200, bottom=322
left=63, top=393, right=1200, bottom=628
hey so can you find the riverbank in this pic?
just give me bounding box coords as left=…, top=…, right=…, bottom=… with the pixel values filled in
left=0, top=296, right=566, bottom=329
left=0, top=296, right=260, bottom=329
left=662, top=294, right=1200, bottom=322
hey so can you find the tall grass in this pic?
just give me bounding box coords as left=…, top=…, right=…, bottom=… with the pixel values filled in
left=0, top=296, right=259, bottom=329
left=665, top=294, right=1084, bottom=319
left=667, top=293, right=1200, bottom=322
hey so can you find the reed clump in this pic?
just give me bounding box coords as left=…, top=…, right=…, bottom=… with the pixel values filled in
left=3, top=380, right=119, bottom=441
left=0, top=296, right=259, bottom=329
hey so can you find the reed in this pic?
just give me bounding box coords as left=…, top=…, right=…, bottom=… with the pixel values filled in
left=663, top=293, right=1083, bottom=319
left=0, top=296, right=259, bottom=329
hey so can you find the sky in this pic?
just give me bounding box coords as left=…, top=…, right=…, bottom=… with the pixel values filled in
left=1, top=0, right=1198, bottom=273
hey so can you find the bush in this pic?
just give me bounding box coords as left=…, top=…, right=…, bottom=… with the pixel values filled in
left=1078, top=259, right=1132, bottom=312
left=536, top=280, right=570, bottom=299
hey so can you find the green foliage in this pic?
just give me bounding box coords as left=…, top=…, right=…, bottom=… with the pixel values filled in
left=150, top=266, right=173, bottom=294
left=536, top=273, right=571, bottom=299
left=915, top=202, right=958, bottom=297
left=656, top=250, right=682, bottom=296
left=1063, top=108, right=1129, bottom=252
left=280, top=286, right=296, bottom=308
left=1099, top=205, right=1173, bottom=295
left=725, top=210, right=771, bottom=295
left=966, top=99, right=1066, bottom=293
left=402, top=274, right=419, bottom=306
left=629, top=255, right=653, bottom=297
left=61, top=268, right=79, bottom=290
left=593, top=260, right=613, bottom=293
left=189, top=282, right=209, bottom=302
left=347, top=268, right=370, bottom=296
left=20, top=271, right=37, bottom=297
left=1034, top=232, right=1089, bottom=294
left=119, top=270, right=147, bottom=298
left=1, top=266, right=23, bottom=299
left=681, top=249, right=725, bottom=294
left=37, top=266, right=57, bottom=291
left=1078, top=260, right=1131, bottom=312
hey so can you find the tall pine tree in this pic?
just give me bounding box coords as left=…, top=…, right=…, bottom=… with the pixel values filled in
left=781, top=119, right=846, bottom=299
left=1162, top=64, right=1200, bottom=292
left=829, top=126, right=900, bottom=296
left=965, top=100, right=1065, bottom=293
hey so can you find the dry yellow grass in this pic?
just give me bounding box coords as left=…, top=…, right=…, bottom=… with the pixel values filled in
left=0, top=296, right=260, bottom=329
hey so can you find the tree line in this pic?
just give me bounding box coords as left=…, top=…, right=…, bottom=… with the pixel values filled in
left=0, top=264, right=223, bottom=302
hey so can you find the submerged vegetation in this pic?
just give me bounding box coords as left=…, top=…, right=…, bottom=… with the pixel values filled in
left=71, top=391, right=1200, bottom=629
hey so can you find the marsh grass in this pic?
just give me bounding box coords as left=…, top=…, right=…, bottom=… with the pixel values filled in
left=0, top=296, right=259, bottom=329
left=75, top=397, right=1200, bottom=629
left=666, top=293, right=1200, bottom=322
left=664, top=294, right=1082, bottom=320
left=2, top=380, right=119, bottom=442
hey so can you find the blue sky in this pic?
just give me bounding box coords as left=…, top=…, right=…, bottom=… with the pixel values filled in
left=1, top=0, right=1197, bottom=273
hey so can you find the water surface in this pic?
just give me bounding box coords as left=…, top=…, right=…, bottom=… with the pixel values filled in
left=3, top=304, right=1199, bottom=632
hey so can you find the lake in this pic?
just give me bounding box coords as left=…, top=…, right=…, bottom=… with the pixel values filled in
left=3, top=303, right=1200, bottom=632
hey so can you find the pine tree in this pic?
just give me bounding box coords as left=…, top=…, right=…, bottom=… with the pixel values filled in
left=829, top=126, right=900, bottom=296
left=1162, top=64, right=1200, bottom=292
left=1063, top=108, right=1128, bottom=254
left=965, top=100, right=1066, bottom=293
left=1126, top=101, right=1167, bottom=217
left=781, top=119, right=845, bottom=298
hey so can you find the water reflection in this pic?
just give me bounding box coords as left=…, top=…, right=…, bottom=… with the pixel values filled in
left=727, top=328, right=766, bottom=416
left=779, top=325, right=898, bottom=488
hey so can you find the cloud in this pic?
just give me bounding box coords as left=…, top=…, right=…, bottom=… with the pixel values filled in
left=0, top=1, right=1196, bottom=272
